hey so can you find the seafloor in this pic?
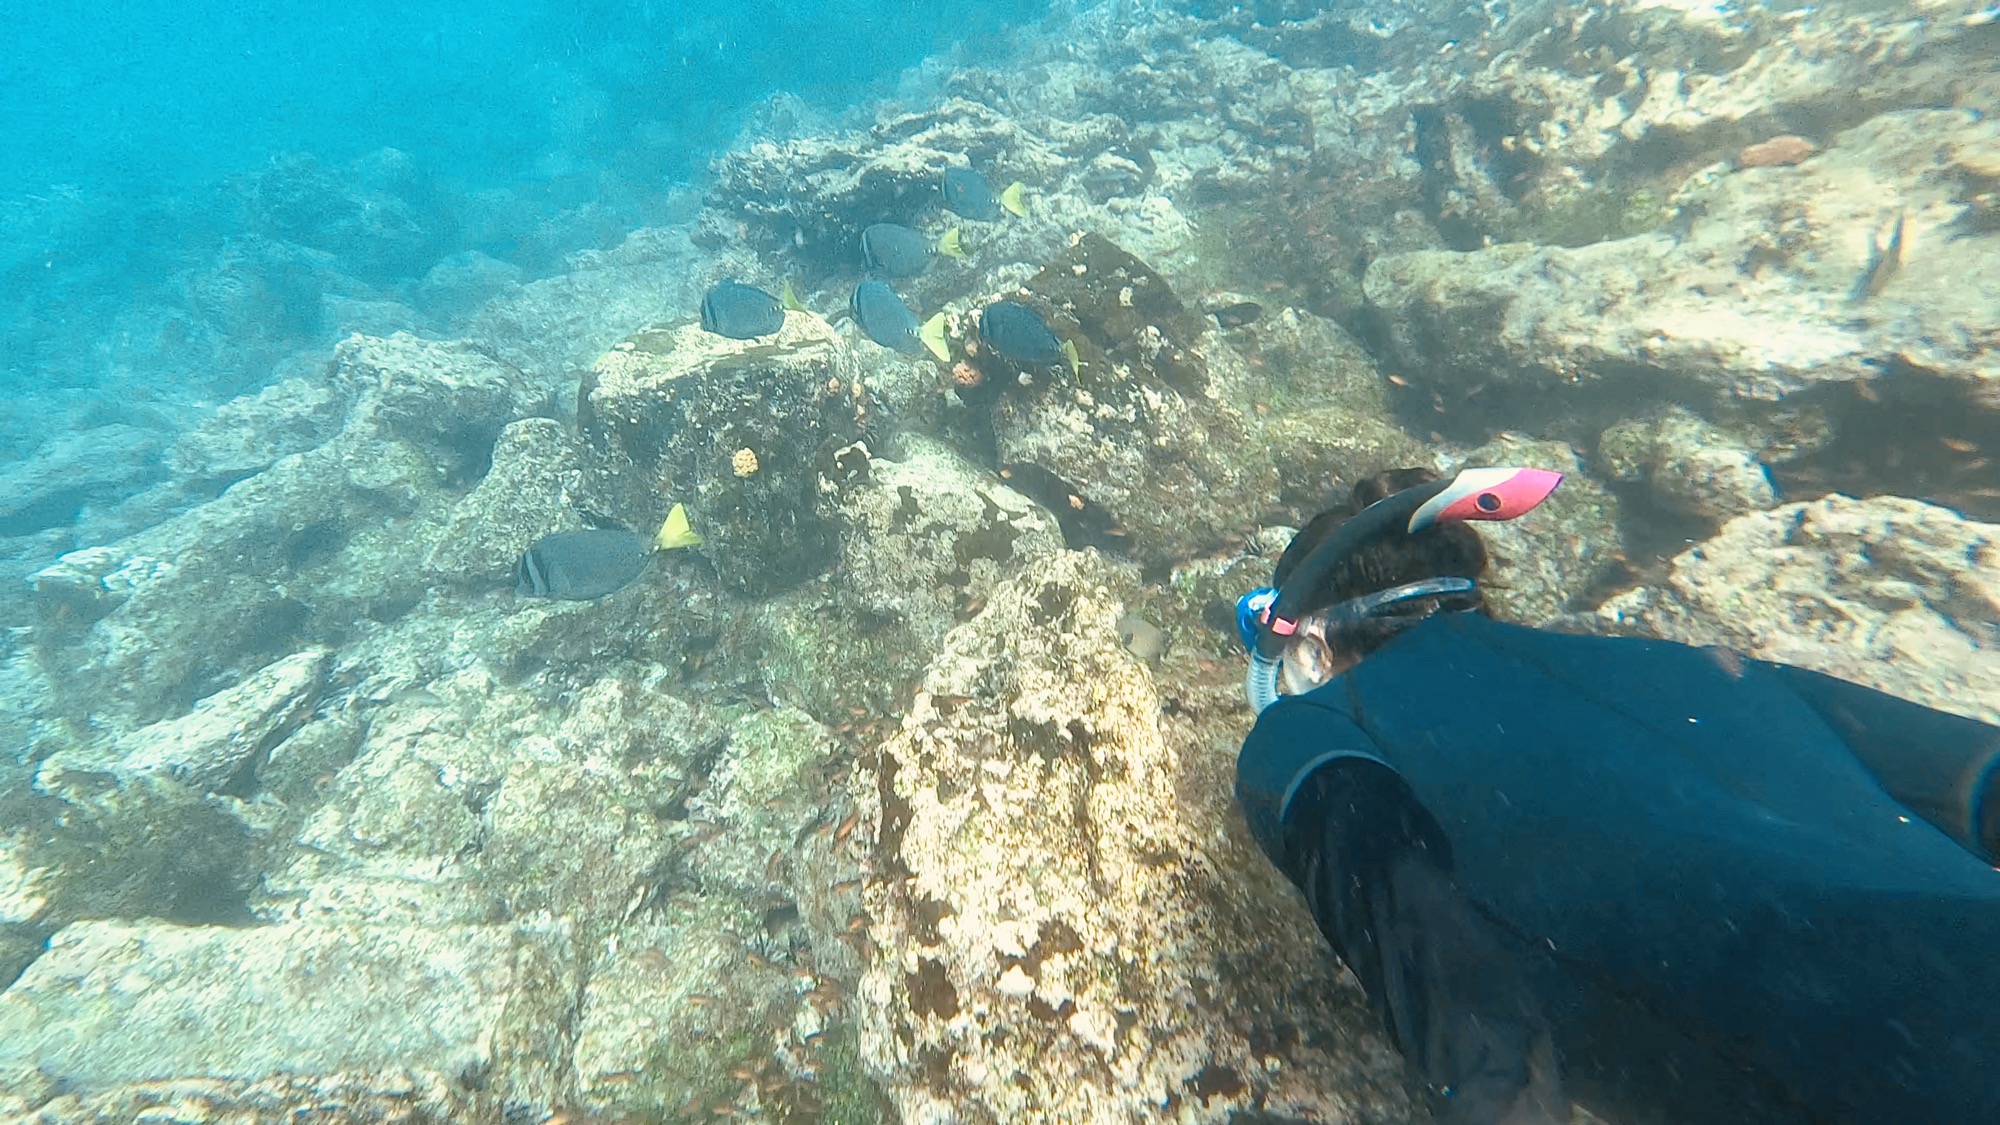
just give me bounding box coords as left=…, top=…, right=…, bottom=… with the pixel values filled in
left=2, top=0, right=1998, bottom=1122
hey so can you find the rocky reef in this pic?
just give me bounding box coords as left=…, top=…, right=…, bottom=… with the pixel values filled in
left=3, top=0, right=1998, bottom=1122
left=853, top=550, right=1413, bottom=1123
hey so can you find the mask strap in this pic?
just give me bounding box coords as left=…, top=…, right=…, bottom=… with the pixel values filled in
left=1318, top=576, right=1479, bottom=628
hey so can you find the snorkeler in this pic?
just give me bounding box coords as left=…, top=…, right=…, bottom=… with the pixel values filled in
left=1232, top=467, right=2000, bottom=1124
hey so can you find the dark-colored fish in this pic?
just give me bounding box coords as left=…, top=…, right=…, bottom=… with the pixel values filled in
left=1209, top=301, right=1264, bottom=329
left=851, top=280, right=948, bottom=360
left=700, top=281, right=786, bottom=340
left=942, top=168, right=1001, bottom=220
left=861, top=223, right=958, bottom=278
left=978, top=300, right=1068, bottom=368
left=942, top=168, right=1025, bottom=221
left=515, top=529, right=651, bottom=600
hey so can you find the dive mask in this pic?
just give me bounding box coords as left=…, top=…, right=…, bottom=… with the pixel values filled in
left=1239, top=577, right=1480, bottom=707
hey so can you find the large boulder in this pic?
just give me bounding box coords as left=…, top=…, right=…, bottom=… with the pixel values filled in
left=708, top=97, right=1131, bottom=278
left=1597, top=407, right=1778, bottom=524
left=580, top=312, right=867, bottom=597
left=1362, top=109, right=2000, bottom=408
left=974, top=234, right=1278, bottom=568
left=37, top=649, right=331, bottom=796
left=0, top=425, right=164, bottom=540
left=1598, top=495, right=2000, bottom=722
left=854, top=550, right=1416, bottom=1122
left=0, top=919, right=572, bottom=1119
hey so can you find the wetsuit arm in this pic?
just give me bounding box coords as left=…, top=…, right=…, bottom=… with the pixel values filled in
left=1757, top=661, right=2000, bottom=863
left=1238, top=700, right=1565, bottom=1124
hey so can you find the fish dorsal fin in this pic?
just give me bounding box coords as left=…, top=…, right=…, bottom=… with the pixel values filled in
left=936, top=227, right=966, bottom=260
left=999, top=181, right=1027, bottom=218
left=918, top=312, right=951, bottom=362
left=779, top=279, right=808, bottom=313
left=655, top=503, right=703, bottom=551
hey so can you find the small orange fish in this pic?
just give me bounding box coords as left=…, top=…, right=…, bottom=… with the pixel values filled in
left=1943, top=436, right=1979, bottom=453
left=834, top=813, right=861, bottom=843
left=1387, top=373, right=1410, bottom=387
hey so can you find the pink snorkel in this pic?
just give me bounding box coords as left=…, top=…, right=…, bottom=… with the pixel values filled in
left=1405, top=466, right=1566, bottom=531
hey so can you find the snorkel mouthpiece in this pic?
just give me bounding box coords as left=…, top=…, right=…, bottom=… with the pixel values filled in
left=1236, top=588, right=1278, bottom=654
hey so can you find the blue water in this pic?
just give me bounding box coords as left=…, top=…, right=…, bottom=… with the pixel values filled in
left=0, top=0, right=1045, bottom=413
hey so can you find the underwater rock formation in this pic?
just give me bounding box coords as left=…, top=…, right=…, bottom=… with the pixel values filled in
left=855, top=550, right=1414, bottom=1124
left=9, top=2, right=2000, bottom=1121
left=1209, top=305, right=1430, bottom=520
left=419, top=417, right=588, bottom=586
left=47, top=649, right=331, bottom=796
left=28, top=332, right=541, bottom=728
left=719, top=437, right=1070, bottom=723
left=1598, top=408, right=1778, bottom=523
left=0, top=919, right=572, bottom=1118
left=166, top=372, right=348, bottom=486
left=1362, top=107, right=2000, bottom=411
left=834, top=439, right=1064, bottom=653
left=581, top=312, right=866, bottom=597
left=1599, top=495, right=2000, bottom=723
left=3, top=659, right=881, bottom=1120
left=0, top=426, right=164, bottom=542
left=979, top=235, right=1275, bottom=568
left=710, top=98, right=1127, bottom=273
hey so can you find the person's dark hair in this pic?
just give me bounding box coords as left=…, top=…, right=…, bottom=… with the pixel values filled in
left=1277, top=468, right=1491, bottom=658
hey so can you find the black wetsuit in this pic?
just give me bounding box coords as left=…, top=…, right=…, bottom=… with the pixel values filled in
left=1237, top=613, right=2000, bottom=1125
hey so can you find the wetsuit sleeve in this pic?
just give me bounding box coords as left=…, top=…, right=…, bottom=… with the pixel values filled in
left=1238, top=700, right=1566, bottom=1124
left=1757, top=661, right=2000, bottom=863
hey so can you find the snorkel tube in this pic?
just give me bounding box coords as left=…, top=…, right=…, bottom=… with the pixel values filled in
left=1242, top=466, right=1564, bottom=713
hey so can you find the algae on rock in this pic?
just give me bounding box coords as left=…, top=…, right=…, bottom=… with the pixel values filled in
left=855, top=550, right=1415, bottom=1123
left=1599, top=495, right=2000, bottom=724
left=580, top=312, right=867, bottom=597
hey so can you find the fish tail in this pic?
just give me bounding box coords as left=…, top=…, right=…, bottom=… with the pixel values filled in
left=780, top=279, right=808, bottom=312
left=1062, top=339, right=1080, bottom=375
left=655, top=502, right=703, bottom=551
left=919, top=312, right=951, bottom=362
left=937, top=227, right=966, bottom=259
left=999, top=181, right=1027, bottom=218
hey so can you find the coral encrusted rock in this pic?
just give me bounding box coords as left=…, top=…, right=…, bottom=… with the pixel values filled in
left=579, top=311, right=867, bottom=596
left=854, top=550, right=1414, bottom=1123
left=1598, top=495, right=2000, bottom=723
